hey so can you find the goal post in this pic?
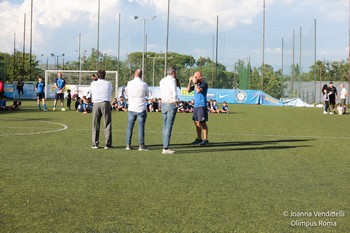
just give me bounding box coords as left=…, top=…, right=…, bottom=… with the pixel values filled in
left=44, top=70, right=119, bottom=99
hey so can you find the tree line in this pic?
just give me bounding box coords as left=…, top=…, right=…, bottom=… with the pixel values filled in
left=0, top=49, right=349, bottom=99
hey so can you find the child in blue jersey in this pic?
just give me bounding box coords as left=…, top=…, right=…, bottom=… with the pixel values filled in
left=82, top=97, right=93, bottom=114
left=53, top=72, right=66, bottom=111
left=35, top=75, right=47, bottom=111
left=219, top=101, right=229, bottom=113
left=210, top=100, right=219, bottom=113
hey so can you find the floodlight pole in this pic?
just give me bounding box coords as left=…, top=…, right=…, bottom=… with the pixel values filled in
left=51, top=53, right=65, bottom=70
left=147, top=55, right=171, bottom=86
left=348, top=0, right=350, bottom=105
left=96, top=0, right=100, bottom=70
left=164, top=0, right=170, bottom=77
left=78, top=33, right=82, bottom=85
left=135, top=15, right=156, bottom=81
left=29, top=0, right=33, bottom=80
left=261, top=0, right=266, bottom=91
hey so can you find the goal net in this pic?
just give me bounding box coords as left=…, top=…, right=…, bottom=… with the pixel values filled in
left=44, top=70, right=118, bottom=99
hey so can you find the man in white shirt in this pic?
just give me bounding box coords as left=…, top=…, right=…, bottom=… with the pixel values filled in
left=340, top=83, right=348, bottom=114
left=125, top=69, right=150, bottom=151
left=90, top=70, right=113, bottom=149
left=159, top=67, right=179, bottom=154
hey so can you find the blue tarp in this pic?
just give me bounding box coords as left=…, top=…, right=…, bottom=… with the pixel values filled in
left=145, top=87, right=284, bottom=106
left=184, top=88, right=284, bottom=106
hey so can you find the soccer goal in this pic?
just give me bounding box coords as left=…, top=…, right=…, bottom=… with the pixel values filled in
left=44, top=70, right=118, bottom=99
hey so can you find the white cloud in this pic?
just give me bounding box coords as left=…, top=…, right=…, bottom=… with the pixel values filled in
left=132, top=0, right=275, bottom=32
left=0, top=0, right=121, bottom=54
left=266, top=47, right=282, bottom=55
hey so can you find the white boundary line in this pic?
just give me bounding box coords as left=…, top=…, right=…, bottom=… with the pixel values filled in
left=3, top=118, right=346, bottom=140
left=0, top=121, right=68, bottom=136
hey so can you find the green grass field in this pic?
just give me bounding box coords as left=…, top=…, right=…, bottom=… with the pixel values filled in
left=1, top=101, right=349, bottom=232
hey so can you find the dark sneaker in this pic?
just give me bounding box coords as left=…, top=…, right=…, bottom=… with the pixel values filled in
left=192, top=138, right=203, bottom=144
left=139, top=145, right=150, bottom=151
left=104, top=145, right=114, bottom=149
left=199, top=140, right=209, bottom=146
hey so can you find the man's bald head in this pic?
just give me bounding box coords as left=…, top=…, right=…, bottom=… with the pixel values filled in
left=194, top=71, right=203, bottom=82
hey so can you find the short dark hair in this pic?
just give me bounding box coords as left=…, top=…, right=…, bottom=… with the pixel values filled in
left=167, top=67, right=176, bottom=75
left=97, top=70, right=106, bottom=79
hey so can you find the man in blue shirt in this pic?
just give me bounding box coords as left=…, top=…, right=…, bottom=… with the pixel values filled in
left=35, top=75, right=47, bottom=111
left=53, top=72, right=66, bottom=111
left=187, top=71, right=209, bottom=146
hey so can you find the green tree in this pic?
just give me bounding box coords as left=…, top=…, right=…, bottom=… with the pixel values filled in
left=249, top=65, right=287, bottom=99
left=0, top=51, right=41, bottom=82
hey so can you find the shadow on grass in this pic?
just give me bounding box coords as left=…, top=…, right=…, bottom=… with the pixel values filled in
left=145, top=138, right=314, bottom=154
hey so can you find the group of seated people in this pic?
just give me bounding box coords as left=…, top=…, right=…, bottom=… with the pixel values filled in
left=74, top=95, right=93, bottom=114
left=207, top=99, right=229, bottom=113
left=111, top=96, right=128, bottom=112
left=72, top=94, right=230, bottom=114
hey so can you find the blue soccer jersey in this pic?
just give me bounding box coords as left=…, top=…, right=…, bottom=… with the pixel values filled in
left=55, top=78, right=66, bottom=92
left=194, top=81, right=208, bottom=107
left=222, top=105, right=229, bottom=111
left=36, top=81, right=45, bottom=93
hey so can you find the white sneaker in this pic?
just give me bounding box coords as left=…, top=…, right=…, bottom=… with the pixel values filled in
left=162, top=149, right=175, bottom=154
left=125, top=145, right=131, bottom=150
left=323, top=111, right=328, bottom=114
left=329, top=112, right=334, bottom=115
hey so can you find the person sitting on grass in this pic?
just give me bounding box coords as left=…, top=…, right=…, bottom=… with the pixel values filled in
left=117, top=96, right=127, bottom=112
left=337, top=103, right=345, bottom=115
left=210, top=100, right=219, bottom=113
left=178, top=101, right=185, bottom=113
left=74, top=96, right=81, bottom=111
left=157, top=98, right=162, bottom=112
left=219, top=101, right=229, bottom=113
left=147, top=99, right=154, bottom=112
left=82, top=97, right=93, bottom=114
left=111, top=98, right=118, bottom=111
left=186, top=101, right=193, bottom=113
left=76, top=97, right=83, bottom=112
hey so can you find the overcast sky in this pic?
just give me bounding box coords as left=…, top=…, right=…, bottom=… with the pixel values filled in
left=0, top=0, right=348, bottom=71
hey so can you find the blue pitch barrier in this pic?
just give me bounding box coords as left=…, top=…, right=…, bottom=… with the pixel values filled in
left=4, top=83, right=284, bottom=106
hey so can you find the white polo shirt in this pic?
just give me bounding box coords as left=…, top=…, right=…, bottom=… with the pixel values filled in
left=126, top=77, right=149, bottom=112
left=160, top=75, right=178, bottom=103
left=90, top=79, right=113, bottom=103
left=340, top=87, right=347, bottom=99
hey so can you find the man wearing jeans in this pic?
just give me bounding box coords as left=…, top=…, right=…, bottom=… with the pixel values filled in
left=125, top=69, right=150, bottom=151
left=90, top=70, right=113, bottom=149
left=160, top=68, right=179, bottom=154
